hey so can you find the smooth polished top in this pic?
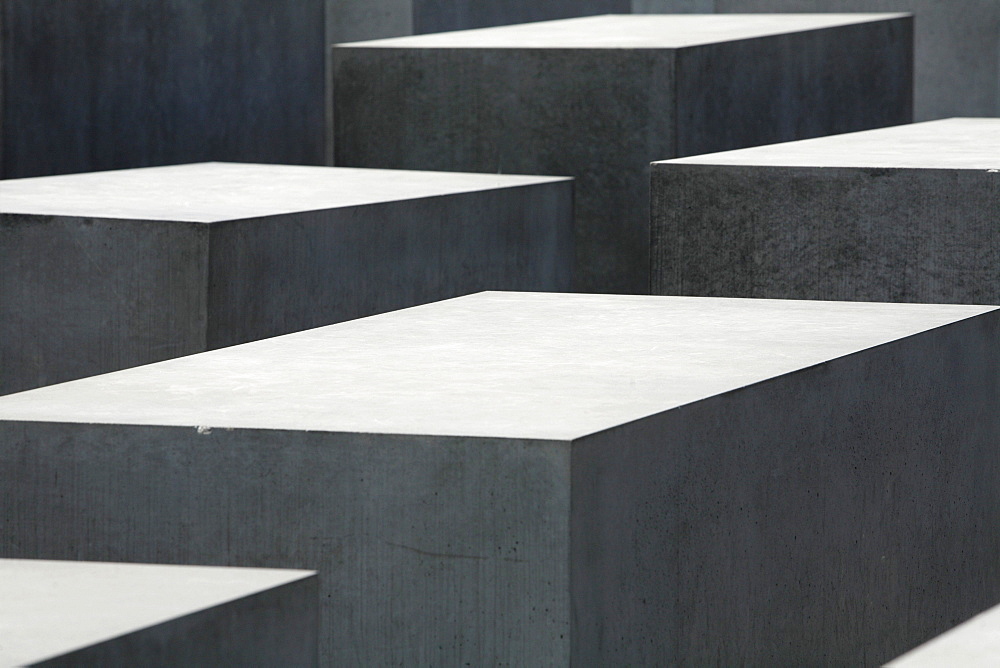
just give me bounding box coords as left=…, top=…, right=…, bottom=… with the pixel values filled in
left=0, top=293, right=991, bottom=441
left=336, top=13, right=909, bottom=49
left=661, top=118, right=1000, bottom=170
left=0, top=162, right=569, bottom=223
left=0, top=559, right=314, bottom=666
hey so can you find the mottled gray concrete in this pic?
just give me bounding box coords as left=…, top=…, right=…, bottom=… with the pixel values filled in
left=0, top=163, right=571, bottom=394
left=635, top=1, right=1000, bottom=122
left=652, top=118, right=1000, bottom=303
left=0, top=292, right=996, bottom=665
left=886, top=602, right=1000, bottom=667
left=412, top=0, right=628, bottom=33
left=0, top=559, right=317, bottom=667
left=0, top=1, right=328, bottom=179
left=334, top=14, right=912, bottom=294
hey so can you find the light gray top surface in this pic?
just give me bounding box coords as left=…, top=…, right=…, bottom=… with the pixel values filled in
left=0, top=559, right=314, bottom=666
left=886, top=602, right=1000, bottom=667
left=660, top=118, right=1000, bottom=170
left=0, top=293, right=991, bottom=441
left=336, top=13, right=908, bottom=49
left=0, top=162, right=569, bottom=223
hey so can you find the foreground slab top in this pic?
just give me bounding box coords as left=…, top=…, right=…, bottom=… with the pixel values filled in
left=0, top=559, right=314, bottom=666
left=0, top=162, right=568, bottom=223
left=662, top=117, right=1000, bottom=170
left=337, top=13, right=909, bottom=49
left=0, top=292, right=990, bottom=440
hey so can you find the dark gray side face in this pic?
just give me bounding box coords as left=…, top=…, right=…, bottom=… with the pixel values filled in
left=710, top=0, right=1000, bottom=122
left=1, top=0, right=325, bottom=179
left=37, top=576, right=320, bottom=667
left=651, top=164, right=1000, bottom=303
left=674, top=16, right=913, bottom=157
left=411, top=0, right=629, bottom=33
left=571, top=309, right=1000, bottom=664
left=205, top=183, right=573, bottom=349
left=0, top=215, right=209, bottom=394
left=333, top=47, right=676, bottom=295
left=0, top=427, right=571, bottom=665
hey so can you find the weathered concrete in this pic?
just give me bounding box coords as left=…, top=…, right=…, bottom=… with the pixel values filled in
left=633, top=1, right=1000, bottom=122
left=652, top=118, right=1000, bottom=303
left=334, top=14, right=912, bottom=294
left=886, top=602, right=1000, bottom=667
left=0, top=292, right=996, bottom=665
left=0, top=559, right=317, bottom=667
left=412, top=1, right=628, bottom=33
left=0, top=1, right=329, bottom=179
left=0, top=163, right=571, bottom=394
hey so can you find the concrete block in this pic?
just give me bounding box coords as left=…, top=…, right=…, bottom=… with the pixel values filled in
left=633, top=1, right=1000, bottom=122
left=0, top=559, right=317, bottom=667
left=0, top=292, right=997, bottom=665
left=0, top=163, right=571, bottom=394
left=333, top=14, right=913, bottom=294
left=652, top=118, right=1000, bottom=303
left=886, top=602, right=1000, bottom=667
left=411, top=0, right=628, bottom=33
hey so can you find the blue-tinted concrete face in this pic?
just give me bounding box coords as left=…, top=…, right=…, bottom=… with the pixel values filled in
left=0, top=0, right=326, bottom=179
left=411, top=0, right=629, bottom=34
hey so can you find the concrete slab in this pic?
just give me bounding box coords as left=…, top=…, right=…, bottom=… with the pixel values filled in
left=886, top=602, right=1000, bottom=667
left=0, top=559, right=316, bottom=667
left=333, top=14, right=912, bottom=294
left=0, top=162, right=571, bottom=394
left=652, top=118, right=1000, bottom=303
left=633, top=0, right=1000, bottom=122
left=0, top=292, right=997, bottom=665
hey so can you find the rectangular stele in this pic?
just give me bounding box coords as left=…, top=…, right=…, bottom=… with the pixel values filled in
left=1, top=292, right=997, bottom=665
left=0, top=162, right=571, bottom=394
left=651, top=118, right=1000, bottom=303
left=0, top=559, right=317, bottom=666
left=333, top=13, right=913, bottom=294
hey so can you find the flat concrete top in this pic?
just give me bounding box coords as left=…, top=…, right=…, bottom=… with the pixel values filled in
left=660, top=118, right=1000, bottom=170
left=0, top=293, right=991, bottom=441
left=0, top=162, right=569, bottom=223
left=336, top=14, right=909, bottom=50
left=0, top=559, right=314, bottom=666
left=886, top=602, right=1000, bottom=667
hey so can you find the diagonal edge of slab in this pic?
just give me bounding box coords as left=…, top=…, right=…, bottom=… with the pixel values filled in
left=0, top=162, right=572, bottom=223
left=656, top=118, right=1000, bottom=170
left=0, top=292, right=991, bottom=441
left=0, top=559, right=314, bottom=666
left=334, top=13, right=911, bottom=49
left=886, top=602, right=1000, bottom=667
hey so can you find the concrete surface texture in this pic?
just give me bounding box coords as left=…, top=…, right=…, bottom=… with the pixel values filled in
left=1, top=292, right=997, bottom=664
left=886, top=602, right=1000, bottom=667
left=333, top=14, right=912, bottom=295
left=0, top=1, right=327, bottom=179
left=633, top=0, right=1000, bottom=122
left=411, top=0, right=629, bottom=33
left=0, top=559, right=317, bottom=667
left=652, top=118, right=1000, bottom=303
left=0, top=163, right=572, bottom=394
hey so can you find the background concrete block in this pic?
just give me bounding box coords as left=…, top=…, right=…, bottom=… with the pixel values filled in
left=0, top=559, right=317, bottom=667
left=886, top=601, right=1000, bottom=667
left=632, top=1, right=1000, bottom=122
left=652, top=118, right=1000, bottom=303
left=0, top=163, right=571, bottom=394
left=0, top=292, right=996, bottom=665
left=411, top=0, right=628, bottom=33
left=333, top=14, right=913, bottom=294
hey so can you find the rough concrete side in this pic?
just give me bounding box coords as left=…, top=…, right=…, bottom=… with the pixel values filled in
left=205, top=182, right=573, bottom=349
left=570, top=309, right=1000, bottom=665
left=411, top=0, right=629, bottom=34
left=0, top=215, right=209, bottom=395
left=1, top=0, right=326, bottom=179
left=650, top=164, right=1000, bottom=303
left=709, top=0, right=1000, bottom=122
left=36, top=575, right=319, bottom=667
left=674, top=16, right=913, bottom=157
left=0, top=428, right=572, bottom=666
left=333, top=47, right=675, bottom=295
